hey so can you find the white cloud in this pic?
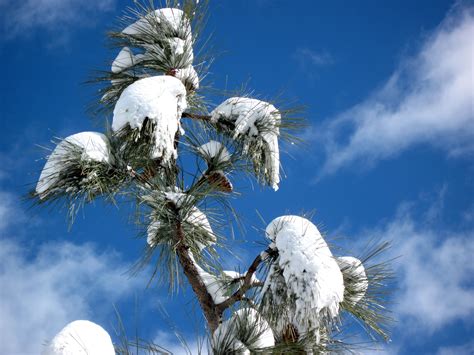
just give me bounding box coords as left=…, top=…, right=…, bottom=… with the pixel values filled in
left=294, top=47, right=333, bottom=67
left=153, top=330, right=208, bottom=355
left=384, top=213, right=474, bottom=332
left=318, top=6, right=474, bottom=175
left=359, top=195, right=474, bottom=336
left=0, top=188, right=144, bottom=354
left=437, top=340, right=474, bottom=355
left=0, top=238, right=144, bottom=354
left=0, top=0, right=115, bottom=38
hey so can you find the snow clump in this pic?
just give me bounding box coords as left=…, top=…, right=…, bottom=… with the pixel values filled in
left=112, top=75, right=187, bottom=162
left=197, top=140, right=231, bottom=164
left=337, top=256, right=369, bottom=305
left=213, top=308, right=275, bottom=353
left=210, top=97, right=280, bottom=190
left=41, top=320, right=114, bottom=355
left=122, top=8, right=191, bottom=40
left=111, top=47, right=145, bottom=73
left=36, top=132, right=112, bottom=198
left=261, top=215, right=344, bottom=339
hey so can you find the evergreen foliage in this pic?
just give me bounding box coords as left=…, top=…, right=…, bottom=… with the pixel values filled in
left=32, top=1, right=395, bottom=353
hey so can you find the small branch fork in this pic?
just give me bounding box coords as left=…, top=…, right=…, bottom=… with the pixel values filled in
left=216, top=248, right=273, bottom=313
left=171, top=199, right=272, bottom=333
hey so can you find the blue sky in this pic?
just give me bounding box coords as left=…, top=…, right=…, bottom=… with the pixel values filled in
left=0, top=0, right=473, bottom=354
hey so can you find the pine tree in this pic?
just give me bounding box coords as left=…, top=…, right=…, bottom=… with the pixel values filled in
left=33, top=1, right=394, bottom=353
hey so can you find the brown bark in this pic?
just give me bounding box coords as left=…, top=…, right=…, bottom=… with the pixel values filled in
left=181, top=112, right=212, bottom=121
left=172, top=211, right=221, bottom=332
left=216, top=248, right=271, bottom=313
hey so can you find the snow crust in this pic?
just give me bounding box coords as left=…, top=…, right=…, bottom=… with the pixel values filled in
left=337, top=256, right=368, bottom=304
left=262, top=216, right=344, bottom=336
left=122, top=8, right=191, bottom=40
left=198, top=140, right=231, bottom=163
left=112, top=76, right=187, bottom=161
left=213, top=308, right=274, bottom=352
left=36, top=132, right=112, bottom=198
left=111, top=47, right=144, bottom=73
left=41, top=320, right=114, bottom=355
left=210, top=97, right=280, bottom=190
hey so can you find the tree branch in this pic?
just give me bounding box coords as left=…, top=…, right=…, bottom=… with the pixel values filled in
left=216, top=248, right=272, bottom=312
left=170, top=204, right=221, bottom=333
left=182, top=112, right=212, bottom=121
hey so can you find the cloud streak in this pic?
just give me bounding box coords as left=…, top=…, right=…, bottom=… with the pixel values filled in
left=0, top=0, right=115, bottom=39
left=381, top=207, right=474, bottom=332
left=294, top=47, right=334, bottom=68
left=0, top=238, right=144, bottom=354
left=0, top=187, right=144, bottom=354
left=317, top=5, right=474, bottom=176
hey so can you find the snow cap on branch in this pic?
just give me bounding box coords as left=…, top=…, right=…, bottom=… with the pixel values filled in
left=145, top=188, right=216, bottom=250
left=122, top=8, right=192, bottom=41
left=211, top=97, right=281, bottom=190
left=213, top=308, right=275, bottom=353
left=198, top=140, right=231, bottom=164
left=112, top=75, right=187, bottom=162
left=41, top=320, right=114, bottom=355
left=337, top=256, right=369, bottom=305
left=36, top=132, right=112, bottom=198
left=262, top=216, right=344, bottom=338
left=147, top=204, right=215, bottom=249
left=111, top=47, right=144, bottom=73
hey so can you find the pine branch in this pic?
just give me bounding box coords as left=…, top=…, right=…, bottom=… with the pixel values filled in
left=182, top=112, right=211, bottom=121
left=169, top=201, right=221, bottom=332
left=216, top=248, right=273, bottom=312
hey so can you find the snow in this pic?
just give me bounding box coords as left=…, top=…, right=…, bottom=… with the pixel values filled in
left=36, top=132, right=112, bottom=198
left=210, top=97, right=281, bottom=190
left=337, top=256, right=368, bottom=304
left=262, top=216, right=344, bottom=337
left=198, top=140, right=231, bottom=163
left=147, top=190, right=215, bottom=249
left=111, top=47, right=144, bottom=73
left=196, top=267, right=229, bottom=304
left=166, top=37, right=194, bottom=65
left=194, top=267, right=260, bottom=304
left=213, top=308, right=274, bottom=352
left=112, top=75, right=187, bottom=161
left=174, top=65, right=199, bottom=91
left=41, top=320, right=114, bottom=355
left=122, top=8, right=191, bottom=40
left=147, top=220, right=161, bottom=246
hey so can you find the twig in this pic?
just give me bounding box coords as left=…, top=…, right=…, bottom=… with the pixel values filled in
left=169, top=202, right=221, bottom=333
left=182, top=112, right=212, bottom=121
left=216, top=248, right=273, bottom=312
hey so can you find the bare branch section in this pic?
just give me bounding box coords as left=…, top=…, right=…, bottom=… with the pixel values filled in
left=182, top=112, right=212, bottom=121
left=169, top=202, right=221, bottom=332
left=216, top=248, right=273, bottom=312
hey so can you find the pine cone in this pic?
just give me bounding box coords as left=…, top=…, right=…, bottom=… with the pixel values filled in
left=205, top=170, right=233, bottom=193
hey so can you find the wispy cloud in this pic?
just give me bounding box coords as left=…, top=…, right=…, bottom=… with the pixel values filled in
left=316, top=5, right=474, bottom=176
left=0, top=238, right=145, bottom=354
left=349, top=190, right=474, bottom=352
left=294, top=47, right=334, bottom=68
left=381, top=207, right=474, bottom=333
left=0, top=189, right=144, bottom=354
left=437, top=340, right=474, bottom=355
left=153, top=330, right=208, bottom=355
left=0, top=0, right=115, bottom=40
